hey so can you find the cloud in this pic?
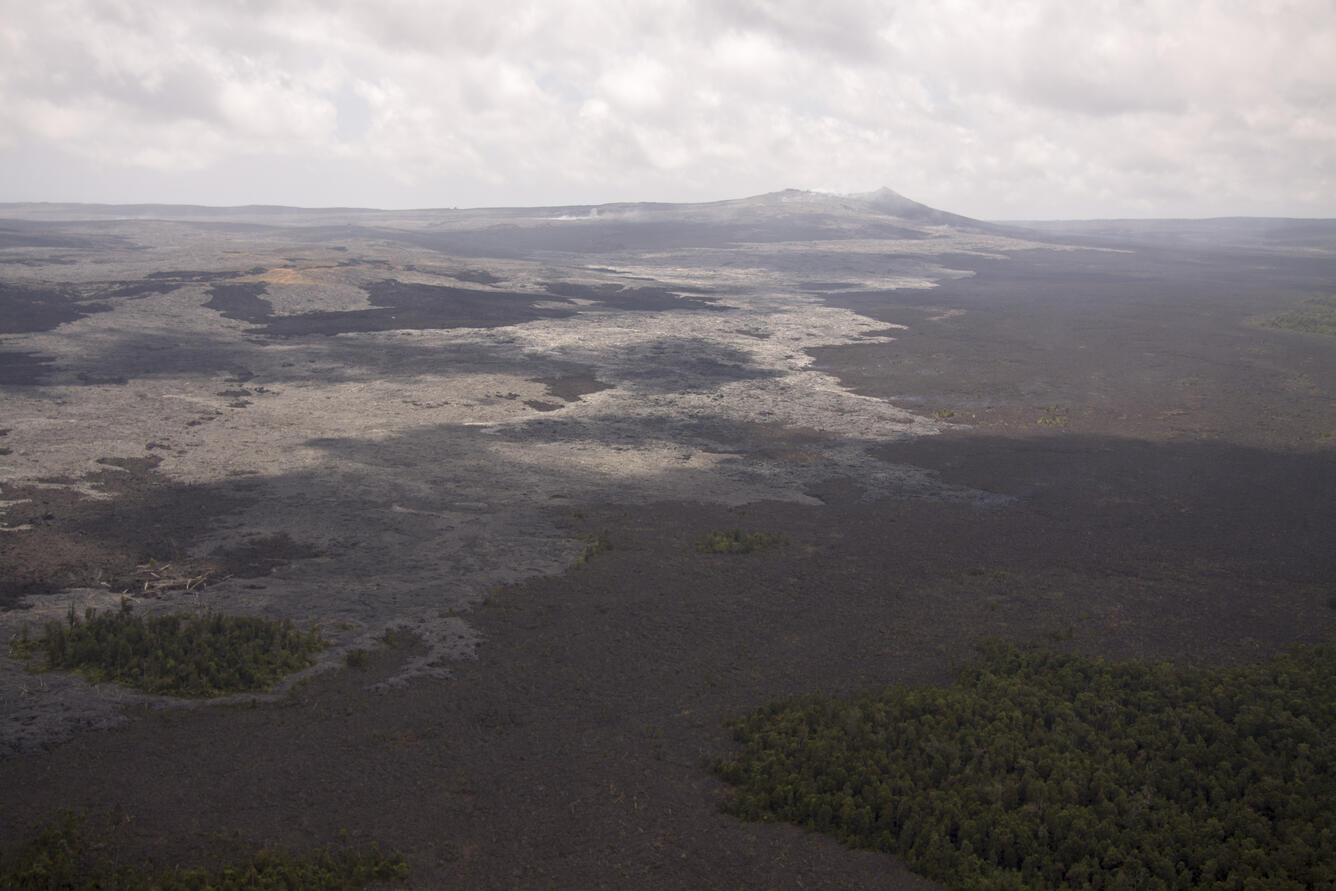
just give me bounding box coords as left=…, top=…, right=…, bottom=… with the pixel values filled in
left=0, top=0, right=1332, bottom=217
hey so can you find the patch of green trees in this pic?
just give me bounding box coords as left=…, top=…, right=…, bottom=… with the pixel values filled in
left=1262, top=294, right=1336, bottom=337
left=575, top=531, right=614, bottom=565
left=714, top=640, right=1336, bottom=889
left=11, top=601, right=327, bottom=698
left=0, top=811, right=408, bottom=889
left=692, top=528, right=787, bottom=554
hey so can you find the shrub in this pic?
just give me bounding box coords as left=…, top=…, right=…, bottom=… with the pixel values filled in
left=0, top=811, right=409, bottom=889
left=575, top=532, right=613, bottom=566
left=10, top=601, right=327, bottom=698
left=691, top=528, right=787, bottom=554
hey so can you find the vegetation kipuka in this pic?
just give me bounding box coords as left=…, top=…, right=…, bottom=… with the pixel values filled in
left=715, top=639, right=1336, bottom=890
left=1260, top=293, right=1336, bottom=337
left=691, top=528, right=787, bottom=554
left=10, top=601, right=328, bottom=698
left=0, top=811, right=408, bottom=890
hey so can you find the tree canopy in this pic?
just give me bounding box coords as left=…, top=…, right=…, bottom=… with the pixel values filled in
left=715, top=640, right=1336, bottom=890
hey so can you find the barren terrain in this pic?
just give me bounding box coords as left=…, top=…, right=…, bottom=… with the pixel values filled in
left=1, top=190, right=1334, bottom=888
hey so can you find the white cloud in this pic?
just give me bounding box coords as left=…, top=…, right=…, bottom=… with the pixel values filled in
left=0, top=0, right=1332, bottom=217
left=598, top=55, right=671, bottom=110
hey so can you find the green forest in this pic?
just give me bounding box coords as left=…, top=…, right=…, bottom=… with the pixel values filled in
left=11, top=602, right=327, bottom=698
left=714, top=640, right=1336, bottom=890
left=1261, top=293, right=1336, bottom=337
left=0, top=811, right=408, bottom=889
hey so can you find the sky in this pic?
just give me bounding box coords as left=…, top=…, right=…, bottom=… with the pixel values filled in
left=1, top=0, right=1333, bottom=220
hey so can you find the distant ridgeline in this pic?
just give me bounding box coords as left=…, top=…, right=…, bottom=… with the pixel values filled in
left=715, top=640, right=1336, bottom=890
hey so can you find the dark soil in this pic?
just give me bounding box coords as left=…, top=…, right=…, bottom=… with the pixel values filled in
left=529, top=371, right=614, bottom=404
left=0, top=282, right=103, bottom=334
left=3, top=438, right=1333, bottom=887
left=809, top=243, right=1336, bottom=449
left=0, top=349, right=57, bottom=386
left=0, top=459, right=250, bottom=609
left=254, top=280, right=579, bottom=336
left=211, top=532, right=322, bottom=579
left=204, top=282, right=274, bottom=324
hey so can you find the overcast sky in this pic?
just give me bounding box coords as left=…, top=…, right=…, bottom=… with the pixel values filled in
left=1, top=0, right=1332, bottom=219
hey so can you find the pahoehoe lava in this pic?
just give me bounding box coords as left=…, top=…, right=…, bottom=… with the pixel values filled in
left=1, top=190, right=1334, bottom=888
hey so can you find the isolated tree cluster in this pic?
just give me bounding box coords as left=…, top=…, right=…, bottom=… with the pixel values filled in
left=12, top=602, right=327, bottom=698
left=0, top=811, right=408, bottom=889
left=715, top=640, right=1336, bottom=890
left=1262, top=293, right=1336, bottom=337
left=691, top=528, right=787, bottom=554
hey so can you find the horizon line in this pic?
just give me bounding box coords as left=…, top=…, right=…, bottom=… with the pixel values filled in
left=1, top=190, right=1333, bottom=224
